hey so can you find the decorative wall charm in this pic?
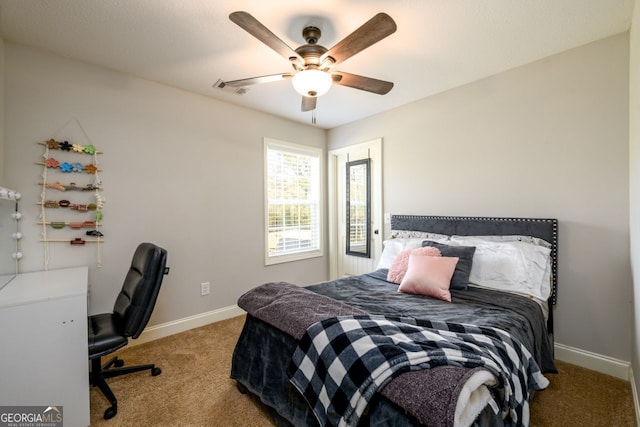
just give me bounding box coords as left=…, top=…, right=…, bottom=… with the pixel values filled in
left=37, top=129, right=105, bottom=269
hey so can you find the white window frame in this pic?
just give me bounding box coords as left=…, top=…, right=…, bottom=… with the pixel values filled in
left=264, top=138, right=324, bottom=265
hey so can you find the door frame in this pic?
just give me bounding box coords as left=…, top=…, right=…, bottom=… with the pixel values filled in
left=328, top=138, right=383, bottom=279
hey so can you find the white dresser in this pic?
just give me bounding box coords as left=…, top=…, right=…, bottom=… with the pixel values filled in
left=0, top=267, right=90, bottom=427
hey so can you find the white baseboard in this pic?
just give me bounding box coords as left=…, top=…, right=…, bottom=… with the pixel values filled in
left=548, top=344, right=639, bottom=421
left=130, top=304, right=245, bottom=347
left=554, top=342, right=630, bottom=380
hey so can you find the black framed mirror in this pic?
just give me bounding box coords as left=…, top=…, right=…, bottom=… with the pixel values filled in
left=346, top=158, right=371, bottom=258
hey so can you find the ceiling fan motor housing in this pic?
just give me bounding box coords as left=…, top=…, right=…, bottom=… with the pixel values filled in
left=293, top=26, right=334, bottom=71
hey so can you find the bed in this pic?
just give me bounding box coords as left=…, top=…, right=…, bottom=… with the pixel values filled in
left=231, top=215, right=558, bottom=427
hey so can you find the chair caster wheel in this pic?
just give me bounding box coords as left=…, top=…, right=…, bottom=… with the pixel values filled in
left=113, top=359, right=124, bottom=368
left=104, top=406, right=117, bottom=420
left=152, top=367, right=161, bottom=376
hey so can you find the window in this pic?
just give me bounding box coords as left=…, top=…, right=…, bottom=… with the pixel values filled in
left=264, top=138, right=323, bottom=265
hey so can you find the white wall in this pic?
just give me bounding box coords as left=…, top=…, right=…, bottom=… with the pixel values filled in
left=3, top=42, right=327, bottom=325
left=0, top=37, right=4, bottom=182
left=629, top=0, right=640, bottom=394
left=328, top=34, right=632, bottom=361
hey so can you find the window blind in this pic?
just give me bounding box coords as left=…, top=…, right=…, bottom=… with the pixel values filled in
left=265, top=139, right=322, bottom=263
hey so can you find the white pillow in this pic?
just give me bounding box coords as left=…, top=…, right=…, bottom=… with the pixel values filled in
left=451, top=234, right=551, bottom=249
left=377, top=235, right=450, bottom=270
left=376, top=239, right=423, bottom=270
left=449, top=236, right=551, bottom=300
left=390, top=230, right=451, bottom=241
left=540, top=256, right=552, bottom=300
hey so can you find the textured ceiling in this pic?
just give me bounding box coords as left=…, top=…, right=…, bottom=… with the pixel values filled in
left=0, top=0, right=635, bottom=129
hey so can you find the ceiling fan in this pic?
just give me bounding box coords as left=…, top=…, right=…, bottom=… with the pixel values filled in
left=216, top=11, right=397, bottom=115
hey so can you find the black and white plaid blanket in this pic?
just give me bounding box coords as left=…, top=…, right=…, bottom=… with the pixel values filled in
left=289, top=315, right=549, bottom=427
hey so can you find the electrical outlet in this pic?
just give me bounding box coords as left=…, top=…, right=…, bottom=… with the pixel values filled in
left=200, top=282, right=210, bottom=296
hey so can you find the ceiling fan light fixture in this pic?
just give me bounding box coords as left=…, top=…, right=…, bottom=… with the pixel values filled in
left=292, top=69, right=332, bottom=97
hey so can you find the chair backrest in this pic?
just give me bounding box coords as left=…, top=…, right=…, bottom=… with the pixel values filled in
left=113, top=242, right=168, bottom=339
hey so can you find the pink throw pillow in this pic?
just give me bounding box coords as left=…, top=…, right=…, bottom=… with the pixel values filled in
left=398, top=254, right=460, bottom=302
left=387, top=246, right=441, bottom=284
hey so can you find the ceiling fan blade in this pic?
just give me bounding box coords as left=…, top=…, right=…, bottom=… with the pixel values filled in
left=321, top=13, right=397, bottom=67
left=218, top=73, right=293, bottom=88
left=301, top=96, right=317, bottom=112
left=331, top=72, right=393, bottom=95
left=230, top=11, right=303, bottom=66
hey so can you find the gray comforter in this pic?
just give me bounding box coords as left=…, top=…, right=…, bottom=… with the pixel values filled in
left=308, top=269, right=556, bottom=373
left=232, top=269, right=555, bottom=427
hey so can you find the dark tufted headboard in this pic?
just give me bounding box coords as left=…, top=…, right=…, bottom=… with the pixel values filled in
left=390, top=215, right=558, bottom=334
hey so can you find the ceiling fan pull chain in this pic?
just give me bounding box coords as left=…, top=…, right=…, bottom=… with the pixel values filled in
left=312, top=108, right=317, bottom=124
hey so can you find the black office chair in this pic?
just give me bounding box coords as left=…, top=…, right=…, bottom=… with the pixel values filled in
left=88, top=242, right=169, bottom=420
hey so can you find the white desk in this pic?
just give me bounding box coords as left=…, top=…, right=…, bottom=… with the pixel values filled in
left=0, top=267, right=90, bottom=427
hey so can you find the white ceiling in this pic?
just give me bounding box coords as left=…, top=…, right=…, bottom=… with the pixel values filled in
left=0, top=0, right=635, bottom=129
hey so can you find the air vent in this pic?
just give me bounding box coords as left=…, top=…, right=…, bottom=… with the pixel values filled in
left=214, top=79, right=248, bottom=95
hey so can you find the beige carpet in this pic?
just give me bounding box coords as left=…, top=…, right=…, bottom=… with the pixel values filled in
left=90, top=315, right=636, bottom=426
